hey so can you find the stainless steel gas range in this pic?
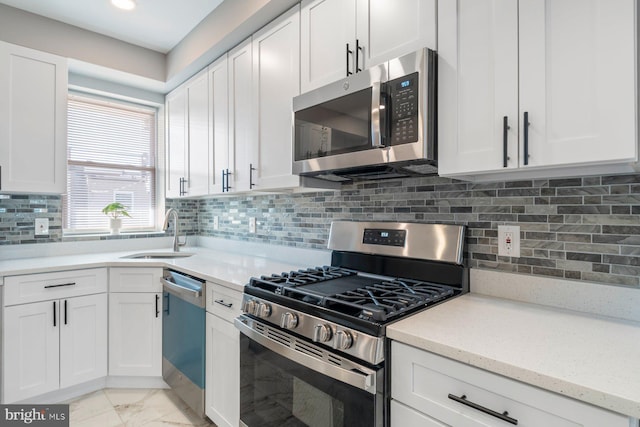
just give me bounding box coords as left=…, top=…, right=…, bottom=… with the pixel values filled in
left=235, top=221, right=468, bottom=427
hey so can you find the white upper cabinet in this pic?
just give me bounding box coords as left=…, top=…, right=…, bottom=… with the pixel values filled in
left=165, top=88, right=187, bottom=198
left=228, top=38, right=254, bottom=193
left=438, top=0, right=637, bottom=179
left=166, top=69, right=210, bottom=198
left=301, top=0, right=436, bottom=93
left=356, top=0, right=436, bottom=70
left=518, top=0, right=636, bottom=168
left=252, top=5, right=302, bottom=190
left=186, top=70, right=210, bottom=196
left=208, top=55, right=229, bottom=195
left=0, top=41, right=67, bottom=194
left=301, top=0, right=357, bottom=92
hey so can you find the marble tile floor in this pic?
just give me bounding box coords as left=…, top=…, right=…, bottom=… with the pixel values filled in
left=67, top=388, right=214, bottom=427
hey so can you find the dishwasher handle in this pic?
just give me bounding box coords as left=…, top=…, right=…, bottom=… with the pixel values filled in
left=161, top=277, right=202, bottom=299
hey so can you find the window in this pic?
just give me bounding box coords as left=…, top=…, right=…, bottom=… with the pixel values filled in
left=65, top=93, right=158, bottom=233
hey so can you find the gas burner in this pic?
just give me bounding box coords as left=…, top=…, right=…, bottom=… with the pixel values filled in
left=325, top=279, right=456, bottom=321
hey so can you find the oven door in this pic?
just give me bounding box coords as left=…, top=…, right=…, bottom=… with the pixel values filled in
left=235, top=315, right=383, bottom=427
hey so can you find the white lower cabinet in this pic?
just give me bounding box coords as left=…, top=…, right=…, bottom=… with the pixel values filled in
left=3, top=293, right=107, bottom=403
left=391, top=341, right=630, bottom=427
left=205, top=283, right=242, bottom=427
left=108, top=293, right=162, bottom=377
left=108, top=267, right=162, bottom=377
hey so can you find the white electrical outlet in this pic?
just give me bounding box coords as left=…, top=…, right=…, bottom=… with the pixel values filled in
left=249, top=217, right=256, bottom=233
left=35, top=218, right=49, bottom=236
left=498, top=225, right=520, bottom=257
left=213, top=216, right=219, bottom=230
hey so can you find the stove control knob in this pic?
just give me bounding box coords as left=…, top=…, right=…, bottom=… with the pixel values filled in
left=256, top=302, right=272, bottom=318
left=333, top=330, right=354, bottom=350
left=280, top=312, right=298, bottom=329
left=313, top=324, right=333, bottom=343
left=243, top=299, right=257, bottom=315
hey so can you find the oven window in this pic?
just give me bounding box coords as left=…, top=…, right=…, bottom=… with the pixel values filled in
left=240, top=335, right=379, bottom=427
left=294, top=88, right=372, bottom=161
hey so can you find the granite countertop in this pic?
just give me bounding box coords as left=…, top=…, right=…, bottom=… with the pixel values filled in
left=387, top=269, right=640, bottom=419
left=0, top=238, right=331, bottom=291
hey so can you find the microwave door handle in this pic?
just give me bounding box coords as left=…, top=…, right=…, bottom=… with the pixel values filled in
left=371, top=81, right=384, bottom=148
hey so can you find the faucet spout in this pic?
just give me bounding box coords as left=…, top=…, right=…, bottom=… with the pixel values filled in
left=163, top=208, right=185, bottom=252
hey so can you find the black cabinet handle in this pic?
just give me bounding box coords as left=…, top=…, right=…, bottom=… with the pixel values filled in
left=222, top=170, right=226, bottom=193
left=448, top=394, right=518, bottom=425
left=523, top=111, right=529, bottom=166
left=503, top=116, right=509, bottom=168
left=64, top=300, right=68, bottom=325
left=214, top=299, right=233, bottom=308
left=249, top=163, right=256, bottom=188
left=355, top=39, right=363, bottom=72
left=226, top=169, right=232, bottom=191
left=346, top=43, right=353, bottom=76
left=155, top=294, right=160, bottom=318
left=44, top=282, right=76, bottom=289
left=53, top=301, right=57, bottom=327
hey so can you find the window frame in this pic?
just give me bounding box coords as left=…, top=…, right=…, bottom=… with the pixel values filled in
left=63, top=90, right=165, bottom=235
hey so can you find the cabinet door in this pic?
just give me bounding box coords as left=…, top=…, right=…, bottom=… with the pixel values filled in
left=0, top=41, right=67, bottom=194
left=59, top=293, right=107, bottom=388
left=186, top=70, right=210, bottom=196
left=3, top=300, right=59, bottom=403
left=166, top=88, right=187, bottom=197
left=300, top=0, right=357, bottom=92
left=519, top=0, right=636, bottom=168
left=356, top=0, right=436, bottom=70
left=208, top=55, right=229, bottom=194
left=205, top=313, right=239, bottom=427
left=108, top=293, right=162, bottom=377
left=228, top=38, right=254, bottom=192
left=437, top=0, right=519, bottom=176
left=252, top=5, right=302, bottom=190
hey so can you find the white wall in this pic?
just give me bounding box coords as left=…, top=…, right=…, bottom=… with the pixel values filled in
left=0, top=4, right=166, bottom=83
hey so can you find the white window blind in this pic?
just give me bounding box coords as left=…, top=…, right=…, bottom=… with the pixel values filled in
left=65, top=93, right=157, bottom=232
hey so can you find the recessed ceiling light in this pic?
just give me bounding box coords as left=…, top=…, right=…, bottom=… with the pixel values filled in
left=111, top=0, right=136, bottom=11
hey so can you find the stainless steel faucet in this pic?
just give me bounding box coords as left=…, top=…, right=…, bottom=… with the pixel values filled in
left=163, top=208, right=186, bottom=252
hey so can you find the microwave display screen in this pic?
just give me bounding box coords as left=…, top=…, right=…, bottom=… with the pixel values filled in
left=387, top=72, right=419, bottom=146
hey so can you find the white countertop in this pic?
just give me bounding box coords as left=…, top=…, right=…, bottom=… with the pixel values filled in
left=0, top=237, right=331, bottom=291
left=387, top=269, right=640, bottom=419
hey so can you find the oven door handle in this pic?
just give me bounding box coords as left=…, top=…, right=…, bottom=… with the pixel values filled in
left=235, top=316, right=378, bottom=395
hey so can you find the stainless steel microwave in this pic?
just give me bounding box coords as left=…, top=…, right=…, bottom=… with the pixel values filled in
left=292, top=48, right=436, bottom=182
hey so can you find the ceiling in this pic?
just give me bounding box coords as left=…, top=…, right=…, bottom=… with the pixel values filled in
left=0, top=0, right=224, bottom=53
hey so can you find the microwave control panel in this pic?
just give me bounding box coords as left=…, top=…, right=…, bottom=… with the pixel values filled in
left=386, top=72, right=419, bottom=145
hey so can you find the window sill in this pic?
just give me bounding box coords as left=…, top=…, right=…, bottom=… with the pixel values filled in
left=62, top=230, right=166, bottom=240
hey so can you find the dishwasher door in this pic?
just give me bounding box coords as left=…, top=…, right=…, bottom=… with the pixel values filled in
left=161, top=269, right=205, bottom=417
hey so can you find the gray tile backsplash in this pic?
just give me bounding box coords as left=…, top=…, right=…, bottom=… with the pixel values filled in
left=3, top=172, right=640, bottom=287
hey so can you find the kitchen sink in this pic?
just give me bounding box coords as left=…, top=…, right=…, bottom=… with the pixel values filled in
left=121, top=252, right=195, bottom=259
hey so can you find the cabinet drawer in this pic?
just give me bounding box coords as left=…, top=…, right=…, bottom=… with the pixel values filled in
left=391, top=400, right=448, bottom=427
left=392, top=342, right=629, bottom=427
left=3, top=268, right=108, bottom=306
left=109, top=267, right=162, bottom=293
left=206, top=283, right=242, bottom=322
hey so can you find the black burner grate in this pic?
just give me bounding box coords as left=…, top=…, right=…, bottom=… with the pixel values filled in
left=248, top=266, right=457, bottom=323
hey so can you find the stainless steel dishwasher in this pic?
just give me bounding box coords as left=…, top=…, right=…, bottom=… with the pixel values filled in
left=161, top=269, right=205, bottom=417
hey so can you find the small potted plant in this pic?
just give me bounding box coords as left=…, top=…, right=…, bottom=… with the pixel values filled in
left=102, top=202, right=131, bottom=235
